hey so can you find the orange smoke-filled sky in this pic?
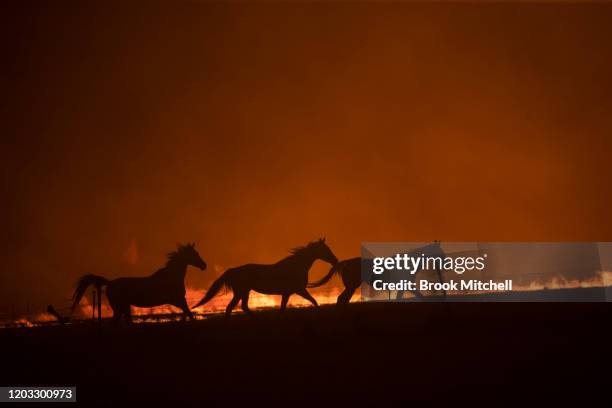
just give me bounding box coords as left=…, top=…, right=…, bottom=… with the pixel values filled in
left=2, top=2, right=612, bottom=311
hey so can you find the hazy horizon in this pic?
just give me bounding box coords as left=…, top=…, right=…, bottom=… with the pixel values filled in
left=3, top=2, right=612, bottom=315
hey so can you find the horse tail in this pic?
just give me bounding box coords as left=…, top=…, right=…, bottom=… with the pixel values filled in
left=47, top=305, right=69, bottom=324
left=308, top=261, right=344, bottom=288
left=71, top=274, right=109, bottom=312
left=192, top=271, right=230, bottom=309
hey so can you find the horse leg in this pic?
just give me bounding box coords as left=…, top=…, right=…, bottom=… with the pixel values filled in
left=225, top=293, right=240, bottom=317
left=107, top=288, right=120, bottom=323
left=240, top=291, right=253, bottom=316
left=408, top=289, right=424, bottom=299
left=174, top=298, right=194, bottom=321
left=436, top=267, right=447, bottom=298
left=111, top=308, right=122, bottom=324
left=296, top=289, right=318, bottom=307
left=280, top=294, right=290, bottom=312
left=108, top=298, right=123, bottom=324
left=337, top=288, right=350, bottom=306
left=408, top=273, right=423, bottom=300
left=337, top=286, right=357, bottom=306
left=123, top=305, right=133, bottom=324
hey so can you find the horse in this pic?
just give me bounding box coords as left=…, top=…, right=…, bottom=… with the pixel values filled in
left=393, top=241, right=447, bottom=299
left=308, top=257, right=361, bottom=306
left=191, top=238, right=338, bottom=316
left=308, top=241, right=447, bottom=303
left=71, top=243, right=207, bottom=322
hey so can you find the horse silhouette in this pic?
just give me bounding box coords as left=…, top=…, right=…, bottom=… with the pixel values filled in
left=309, top=241, right=447, bottom=303
left=394, top=241, right=446, bottom=299
left=71, top=243, right=206, bottom=322
left=308, top=257, right=361, bottom=305
left=46, top=305, right=69, bottom=324
left=192, top=238, right=338, bottom=316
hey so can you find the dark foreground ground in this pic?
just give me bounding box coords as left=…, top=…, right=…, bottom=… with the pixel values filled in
left=1, top=301, right=610, bottom=406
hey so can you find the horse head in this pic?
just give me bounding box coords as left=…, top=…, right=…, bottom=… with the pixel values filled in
left=310, top=237, right=338, bottom=266
left=173, top=243, right=207, bottom=271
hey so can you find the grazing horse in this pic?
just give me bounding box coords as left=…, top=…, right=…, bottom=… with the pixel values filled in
left=308, top=257, right=361, bottom=306
left=192, top=238, right=338, bottom=316
left=71, top=243, right=207, bottom=322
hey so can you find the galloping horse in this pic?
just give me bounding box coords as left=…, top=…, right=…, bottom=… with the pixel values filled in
left=394, top=241, right=447, bottom=299
left=192, top=238, right=338, bottom=316
left=72, top=243, right=207, bottom=322
left=309, top=241, right=447, bottom=304
left=308, top=257, right=361, bottom=306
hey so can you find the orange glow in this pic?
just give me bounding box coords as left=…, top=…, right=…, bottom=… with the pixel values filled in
left=3, top=3, right=612, bottom=321
left=432, top=271, right=612, bottom=297
left=5, top=272, right=612, bottom=327
left=512, top=271, right=612, bottom=292
left=4, top=285, right=355, bottom=327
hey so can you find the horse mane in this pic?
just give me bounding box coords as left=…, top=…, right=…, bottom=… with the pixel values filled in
left=150, top=243, right=195, bottom=278
left=272, top=238, right=325, bottom=266
left=408, top=241, right=444, bottom=258
left=289, top=238, right=325, bottom=257
left=165, top=243, right=195, bottom=267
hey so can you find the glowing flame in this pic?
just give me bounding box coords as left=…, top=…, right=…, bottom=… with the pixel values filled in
left=188, top=286, right=353, bottom=312
left=513, top=270, right=612, bottom=291
left=5, top=271, right=611, bottom=328
left=439, top=270, right=612, bottom=296
left=4, top=285, right=354, bottom=327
